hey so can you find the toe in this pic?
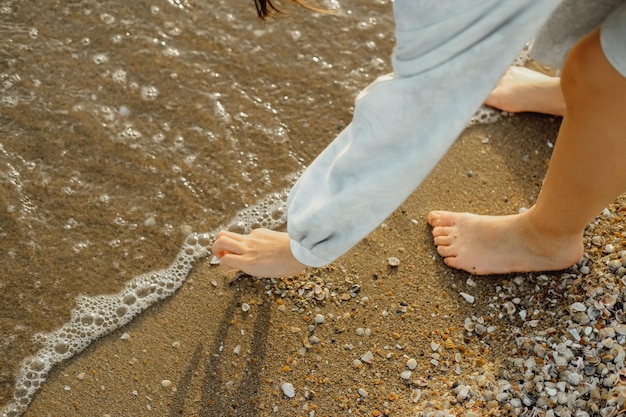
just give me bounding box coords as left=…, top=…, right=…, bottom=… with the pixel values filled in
left=436, top=244, right=458, bottom=258
left=433, top=234, right=454, bottom=246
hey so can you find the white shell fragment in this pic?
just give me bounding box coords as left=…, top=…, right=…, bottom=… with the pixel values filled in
left=460, top=292, right=475, bottom=304
left=361, top=351, right=375, bottom=364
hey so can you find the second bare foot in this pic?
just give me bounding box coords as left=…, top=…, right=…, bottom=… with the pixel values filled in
left=485, top=66, right=565, bottom=116
left=427, top=210, right=583, bottom=275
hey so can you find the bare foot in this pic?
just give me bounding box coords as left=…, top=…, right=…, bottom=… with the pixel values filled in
left=211, top=228, right=306, bottom=278
left=427, top=210, right=583, bottom=275
left=485, top=66, right=565, bottom=116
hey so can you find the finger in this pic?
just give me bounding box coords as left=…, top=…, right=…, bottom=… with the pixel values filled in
left=211, top=236, right=244, bottom=257
left=218, top=253, right=245, bottom=272
left=216, top=230, right=245, bottom=242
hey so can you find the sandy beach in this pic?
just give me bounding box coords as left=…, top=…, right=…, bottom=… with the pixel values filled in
left=23, top=111, right=606, bottom=417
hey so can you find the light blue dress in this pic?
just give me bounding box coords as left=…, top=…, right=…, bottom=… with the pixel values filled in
left=285, top=0, right=625, bottom=267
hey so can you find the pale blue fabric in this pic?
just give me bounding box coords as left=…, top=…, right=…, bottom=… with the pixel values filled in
left=287, top=0, right=561, bottom=267
left=601, top=2, right=626, bottom=77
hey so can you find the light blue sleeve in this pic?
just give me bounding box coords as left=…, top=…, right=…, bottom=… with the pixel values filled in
left=287, top=0, right=560, bottom=267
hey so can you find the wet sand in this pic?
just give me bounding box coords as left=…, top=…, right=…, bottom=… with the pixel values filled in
left=21, top=111, right=585, bottom=416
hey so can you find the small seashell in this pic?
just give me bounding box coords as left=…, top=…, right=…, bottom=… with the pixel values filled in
left=430, top=341, right=440, bottom=352
left=503, top=301, right=516, bottom=315
left=406, top=358, right=417, bottom=370
left=571, top=311, right=590, bottom=325
left=570, top=302, right=587, bottom=312
left=241, top=303, right=251, bottom=312
left=566, top=372, right=583, bottom=386
left=568, top=328, right=581, bottom=341
left=587, top=305, right=601, bottom=321
left=456, top=385, right=471, bottom=401
left=400, top=370, right=412, bottom=380
left=615, top=324, right=626, bottom=335
left=388, top=257, right=400, bottom=267
left=281, top=382, right=295, bottom=398
left=475, top=324, right=487, bottom=336
left=443, top=339, right=456, bottom=350
left=410, top=389, right=421, bottom=403
left=601, top=294, right=618, bottom=308
left=600, top=406, right=617, bottom=417
left=583, top=348, right=601, bottom=365
left=464, top=317, right=476, bottom=332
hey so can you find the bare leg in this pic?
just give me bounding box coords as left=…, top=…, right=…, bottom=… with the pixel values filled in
left=211, top=228, right=306, bottom=278
left=428, top=28, right=626, bottom=275
left=485, top=66, right=565, bottom=116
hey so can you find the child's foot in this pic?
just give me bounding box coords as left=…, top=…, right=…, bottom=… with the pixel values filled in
left=427, top=210, right=583, bottom=275
left=486, top=66, right=565, bottom=116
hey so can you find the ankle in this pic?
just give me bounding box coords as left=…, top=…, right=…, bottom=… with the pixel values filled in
left=521, top=209, right=584, bottom=260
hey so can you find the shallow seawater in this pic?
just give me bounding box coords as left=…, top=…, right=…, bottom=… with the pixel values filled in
left=0, top=0, right=395, bottom=414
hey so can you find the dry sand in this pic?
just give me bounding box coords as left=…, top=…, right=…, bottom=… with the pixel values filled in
left=24, top=112, right=566, bottom=417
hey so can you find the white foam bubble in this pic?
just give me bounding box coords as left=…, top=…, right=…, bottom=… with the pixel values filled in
left=112, top=69, right=127, bottom=84
left=468, top=105, right=505, bottom=126
left=140, top=85, right=159, bottom=101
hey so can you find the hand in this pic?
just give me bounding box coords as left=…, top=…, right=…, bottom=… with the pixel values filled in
left=211, top=228, right=306, bottom=278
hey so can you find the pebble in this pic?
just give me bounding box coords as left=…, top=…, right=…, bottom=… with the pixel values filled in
left=406, top=358, right=417, bottom=370
left=241, top=303, right=250, bottom=312
left=357, top=388, right=368, bottom=397
left=161, top=379, right=172, bottom=388
left=314, top=314, right=325, bottom=324
left=400, top=370, right=412, bottom=380
left=120, top=332, right=130, bottom=340
left=361, top=351, right=374, bottom=364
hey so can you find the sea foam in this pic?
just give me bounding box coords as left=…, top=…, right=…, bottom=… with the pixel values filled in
left=1, top=191, right=288, bottom=417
